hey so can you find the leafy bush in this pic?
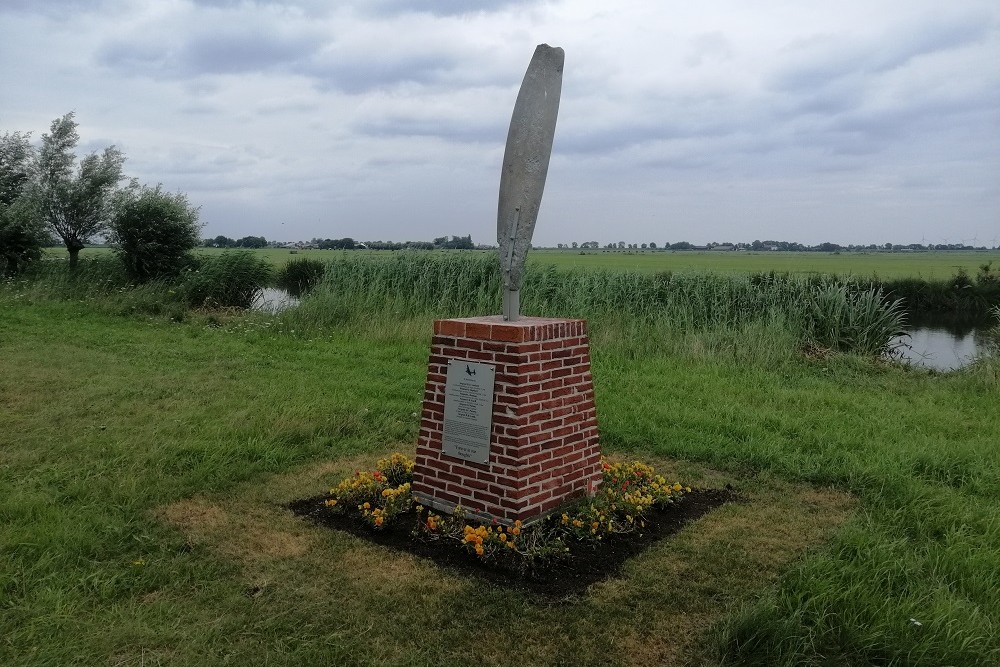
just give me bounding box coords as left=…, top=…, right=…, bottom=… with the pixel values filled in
left=0, top=200, right=47, bottom=277
left=108, top=184, right=201, bottom=283
left=182, top=251, right=272, bottom=308
left=276, top=256, right=326, bottom=295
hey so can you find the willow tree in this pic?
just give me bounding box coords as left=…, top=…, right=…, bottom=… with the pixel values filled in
left=36, top=112, right=125, bottom=269
left=0, top=130, right=47, bottom=276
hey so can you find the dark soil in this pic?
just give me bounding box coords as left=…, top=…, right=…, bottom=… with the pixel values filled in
left=289, top=487, right=738, bottom=601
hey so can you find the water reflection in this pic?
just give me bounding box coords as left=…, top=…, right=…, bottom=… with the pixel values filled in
left=891, top=314, right=995, bottom=370
left=251, top=287, right=300, bottom=313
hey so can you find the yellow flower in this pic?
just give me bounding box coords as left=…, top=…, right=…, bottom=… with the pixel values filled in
left=362, top=502, right=371, bottom=509
left=672, top=483, right=682, bottom=492
left=510, top=526, right=520, bottom=536
left=375, top=516, right=384, bottom=527
left=499, top=533, right=507, bottom=542
left=474, top=544, right=484, bottom=556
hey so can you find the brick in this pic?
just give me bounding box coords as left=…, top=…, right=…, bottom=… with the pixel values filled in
left=459, top=477, right=489, bottom=491
left=454, top=338, right=481, bottom=351
left=463, top=322, right=491, bottom=339
left=436, top=320, right=466, bottom=336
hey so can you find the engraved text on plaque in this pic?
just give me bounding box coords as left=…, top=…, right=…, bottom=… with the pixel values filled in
left=442, top=360, right=496, bottom=464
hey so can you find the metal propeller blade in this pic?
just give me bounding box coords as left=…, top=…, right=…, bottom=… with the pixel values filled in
left=497, top=44, right=564, bottom=321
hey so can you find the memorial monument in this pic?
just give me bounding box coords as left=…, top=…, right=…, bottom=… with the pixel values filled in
left=411, top=45, right=603, bottom=525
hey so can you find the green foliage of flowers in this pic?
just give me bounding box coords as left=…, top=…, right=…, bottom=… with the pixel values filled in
left=324, top=453, right=415, bottom=528
left=319, top=453, right=690, bottom=567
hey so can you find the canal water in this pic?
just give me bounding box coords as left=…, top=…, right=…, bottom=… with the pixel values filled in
left=251, top=287, right=300, bottom=313
left=891, top=315, right=996, bottom=371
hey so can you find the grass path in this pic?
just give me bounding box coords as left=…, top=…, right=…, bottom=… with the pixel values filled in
left=2, top=299, right=999, bottom=665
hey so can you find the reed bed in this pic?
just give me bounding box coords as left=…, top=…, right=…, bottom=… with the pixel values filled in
left=288, top=252, right=907, bottom=356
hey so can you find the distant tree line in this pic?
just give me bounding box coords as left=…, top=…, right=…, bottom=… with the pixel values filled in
left=200, top=234, right=478, bottom=251
left=203, top=235, right=268, bottom=249
left=553, top=239, right=997, bottom=252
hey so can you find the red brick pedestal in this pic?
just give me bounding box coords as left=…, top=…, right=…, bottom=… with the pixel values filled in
left=412, top=316, right=602, bottom=525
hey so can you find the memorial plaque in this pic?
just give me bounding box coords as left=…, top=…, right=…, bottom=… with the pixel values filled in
left=442, top=360, right=496, bottom=464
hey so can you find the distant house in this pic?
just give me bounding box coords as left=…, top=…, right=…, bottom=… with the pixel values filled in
left=711, top=244, right=735, bottom=251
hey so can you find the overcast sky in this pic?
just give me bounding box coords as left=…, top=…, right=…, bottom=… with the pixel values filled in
left=2, top=0, right=998, bottom=246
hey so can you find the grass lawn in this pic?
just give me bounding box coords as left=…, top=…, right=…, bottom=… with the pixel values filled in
left=2, top=297, right=999, bottom=665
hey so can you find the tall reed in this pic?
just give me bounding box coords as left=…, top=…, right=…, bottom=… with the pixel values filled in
left=289, top=252, right=907, bottom=356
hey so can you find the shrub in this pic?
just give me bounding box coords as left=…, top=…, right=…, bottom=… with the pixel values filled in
left=108, top=184, right=201, bottom=283
left=0, top=200, right=47, bottom=277
left=276, top=257, right=326, bottom=295
left=182, top=251, right=272, bottom=308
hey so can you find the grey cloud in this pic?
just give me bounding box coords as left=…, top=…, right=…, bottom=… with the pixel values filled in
left=254, top=99, right=319, bottom=115
left=0, top=0, right=113, bottom=16
left=555, top=89, right=741, bottom=155
left=97, top=20, right=326, bottom=78
left=354, top=114, right=501, bottom=143
left=187, top=0, right=337, bottom=19
left=684, top=32, right=733, bottom=68
left=771, top=11, right=992, bottom=93
left=832, top=94, right=998, bottom=145
left=181, top=30, right=321, bottom=74
left=363, top=0, right=543, bottom=17
left=302, top=53, right=463, bottom=93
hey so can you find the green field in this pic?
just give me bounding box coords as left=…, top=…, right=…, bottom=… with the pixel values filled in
left=530, top=249, right=1000, bottom=279
left=50, top=246, right=1000, bottom=279
left=2, top=266, right=999, bottom=665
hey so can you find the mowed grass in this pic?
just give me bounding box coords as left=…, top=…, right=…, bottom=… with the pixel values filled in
left=47, top=245, right=1000, bottom=278
left=2, top=291, right=999, bottom=665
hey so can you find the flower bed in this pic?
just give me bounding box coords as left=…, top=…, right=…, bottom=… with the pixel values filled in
left=290, top=453, right=736, bottom=598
